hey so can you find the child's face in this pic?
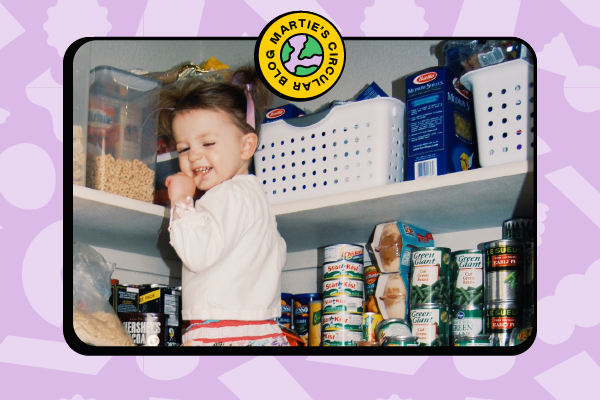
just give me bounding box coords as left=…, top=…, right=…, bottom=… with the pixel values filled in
left=173, top=109, right=257, bottom=191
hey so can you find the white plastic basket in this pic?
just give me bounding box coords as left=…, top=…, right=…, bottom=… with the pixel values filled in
left=255, top=97, right=405, bottom=205
left=460, top=59, right=534, bottom=168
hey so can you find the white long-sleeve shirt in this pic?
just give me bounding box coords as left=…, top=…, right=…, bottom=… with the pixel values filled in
left=169, top=174, right=287, bottom=321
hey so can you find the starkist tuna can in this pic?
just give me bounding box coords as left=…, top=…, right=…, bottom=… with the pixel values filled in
left=321, top=330, right=362, bottom=346
left=323, top=261, right=364, bottom=280
left=277, top=293, right=293, bottom=328
left=322, top=243, right=364, bottom=264
left=293, top=293, right=321, bottom=343
left=323, top=279, right=364, bottom=298
left=322, top=313, right=363, bottom=331
left=323, top=296, right=364, bottom=314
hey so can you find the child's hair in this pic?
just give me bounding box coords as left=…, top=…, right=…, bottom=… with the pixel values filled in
left=155, top=66, right=273, bottom=144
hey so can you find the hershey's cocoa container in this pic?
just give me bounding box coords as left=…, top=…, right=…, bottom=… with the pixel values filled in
left=120, top=313, right=167, bottom=346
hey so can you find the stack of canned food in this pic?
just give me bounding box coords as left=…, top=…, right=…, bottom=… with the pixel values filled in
left=109, top=281, right=183, bottom=347
left=320, top=243, right=365, bottom=346
left=362, top=218, right=534, bottom=347
left=409, top=247, right=452, bottom=346
left=291, top=292, right=321, bottom=345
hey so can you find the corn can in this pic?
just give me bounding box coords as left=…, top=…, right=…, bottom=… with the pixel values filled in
left=308, top=300, right=322, bottom=346
left=362, top=312, right=384, bottom=342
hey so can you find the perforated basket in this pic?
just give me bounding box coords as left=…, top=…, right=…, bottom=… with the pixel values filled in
left=460, top=59, right=534, bottom=168
left=254, top=97, right=405, bottom=205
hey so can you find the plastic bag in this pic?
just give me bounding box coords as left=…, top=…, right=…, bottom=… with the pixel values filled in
left=443, top=40, right=523, bottom=77
left=72, top=243, right=134, bottom=346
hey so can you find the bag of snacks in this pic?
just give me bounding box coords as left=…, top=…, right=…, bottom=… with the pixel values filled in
left=72, top=243, right=134, bottom=346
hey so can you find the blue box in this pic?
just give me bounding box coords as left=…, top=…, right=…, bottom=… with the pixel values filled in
left=263, top=104, right=305, bottom=124
left=356, top=81, right=388, bottom=101
left=405, top=67, right=476, bottom=181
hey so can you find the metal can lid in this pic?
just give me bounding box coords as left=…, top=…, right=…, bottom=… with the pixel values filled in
left=451, top=249, right=482, bottom=256
left=482, top=239, right=526, bottom=249
left=375, top=318, right=411, bottom=334
left=413, top=246, right=451, bottom=252
left=502, top=218, right=534, bottom=241
left=411, top=303, right=449, bottom=309
left=451, top=305, right=484, bottom=312
left=149, top=283, right=171, bottom=288
left=357, top=340, right=380, bottom=346
left=454, top=334, right=491, bottom=341
left=484, top=300, right=520, bottom=308
left=384, top=335, right=419, bottom=342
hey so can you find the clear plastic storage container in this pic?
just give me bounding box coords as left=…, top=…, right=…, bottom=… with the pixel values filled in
left=86, top=66, right=161, bottom=202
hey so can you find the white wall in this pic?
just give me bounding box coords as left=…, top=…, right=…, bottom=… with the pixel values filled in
left=75, top=38, right=448, bottom=293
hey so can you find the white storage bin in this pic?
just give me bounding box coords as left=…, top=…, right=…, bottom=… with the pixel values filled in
left=255, top=98, right=405, bottom=205
left=460, top=59, right=534, bottom=168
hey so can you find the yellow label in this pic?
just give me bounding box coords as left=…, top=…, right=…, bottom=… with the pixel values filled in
left=255, top=11, right=345, bottom=101
left=140, top=289, right=160, bottom=304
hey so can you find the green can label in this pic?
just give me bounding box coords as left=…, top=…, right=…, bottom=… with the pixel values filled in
left=452, top=251, right=483, bottom=307
left=322, top=313, right=362, bottom=331
left=410, top=305, right=449, bottom=346
left=323, top=279, right=363, bottom=298
left=322, top=297, right=363, bottom=314
left=411, top=248, right=451, bottom=304
left=452, top=308, right=484, bottom=337
left=323, top=261, right=364, bottom=280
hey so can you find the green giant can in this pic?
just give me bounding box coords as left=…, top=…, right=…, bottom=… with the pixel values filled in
left=451, top=250, right=483, bottom=307
left=410, top=247, right=451, bottom=305
left=410, top=303, right=450, bottom=346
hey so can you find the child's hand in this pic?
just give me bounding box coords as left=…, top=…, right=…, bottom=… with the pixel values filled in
left=165, top=172, right=201, bottom=205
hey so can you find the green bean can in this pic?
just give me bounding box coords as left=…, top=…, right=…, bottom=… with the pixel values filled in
left=451, top=306, right=484, bottom=342
left=410, top=247, right=451, bottom=305
left=451, top=250, right=483, bottom=307
left=483, top=240, right=525, bottom=302
left=454, top=334, right=492, bottom=346
left=410, top=303, right=449, bottom=346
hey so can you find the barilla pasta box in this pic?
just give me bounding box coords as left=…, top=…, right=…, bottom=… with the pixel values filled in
left=367, top=222, right=434, bottom=320
left=263, top=104, right=305, bottom=124
left=405, top=67, right=476, bottom=180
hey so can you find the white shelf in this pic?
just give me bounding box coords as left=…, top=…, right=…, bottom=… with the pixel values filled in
left=72, top=160, right=534, bottom=257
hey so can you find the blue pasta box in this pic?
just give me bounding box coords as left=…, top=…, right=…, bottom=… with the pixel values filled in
left=263, top=104, right=305, bottom=124
left=405, top=67, right=476, bottom=181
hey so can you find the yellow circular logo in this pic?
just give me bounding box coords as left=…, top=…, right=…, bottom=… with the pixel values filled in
left=255, top=11, right=346, bottom=101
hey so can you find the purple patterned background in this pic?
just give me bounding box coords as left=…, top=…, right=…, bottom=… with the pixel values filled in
left=1, top=0, right=599, bottom=398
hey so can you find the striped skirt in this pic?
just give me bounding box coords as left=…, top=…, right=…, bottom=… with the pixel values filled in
left=182, top=319, right=290, bottom=346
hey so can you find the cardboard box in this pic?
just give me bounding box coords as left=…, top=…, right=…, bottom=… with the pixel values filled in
left=405, top=67, right=476, bottom=180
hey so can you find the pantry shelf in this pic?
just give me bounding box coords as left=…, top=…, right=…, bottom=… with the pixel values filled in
left=73, top=159, right=533, bottom=257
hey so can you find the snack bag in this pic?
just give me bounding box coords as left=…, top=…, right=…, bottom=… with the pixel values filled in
left=72, top=243, right=134, bottom=346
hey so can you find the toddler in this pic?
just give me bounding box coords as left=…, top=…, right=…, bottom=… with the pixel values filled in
left=157, top=67, right=289, bottom=346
